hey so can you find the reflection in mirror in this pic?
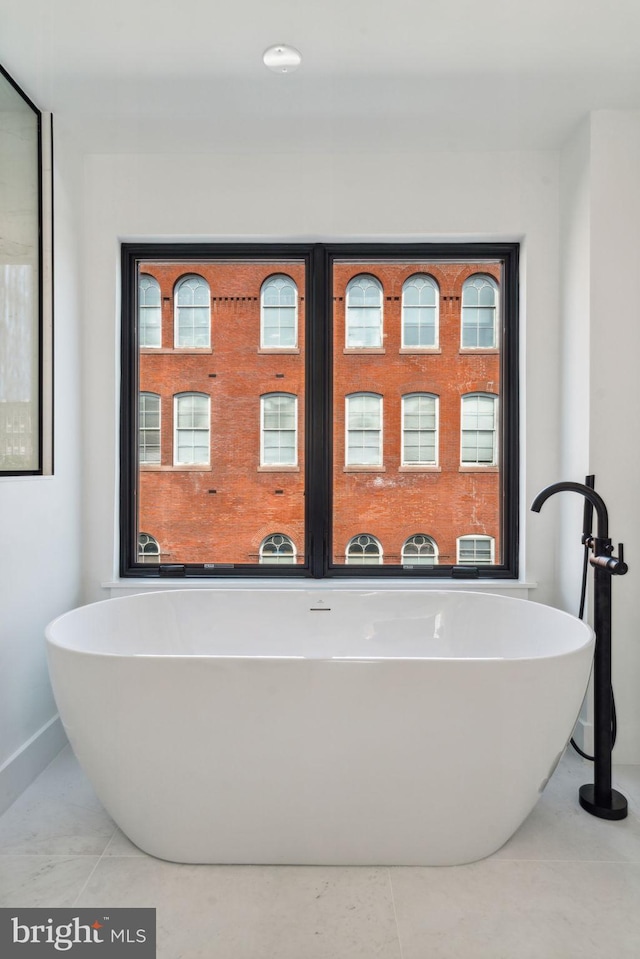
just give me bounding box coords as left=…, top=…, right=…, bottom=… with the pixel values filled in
left=0, top=64, right=52, bottom=474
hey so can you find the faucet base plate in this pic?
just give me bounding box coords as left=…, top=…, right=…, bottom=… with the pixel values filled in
left=579, top=783, right=628, bottom=820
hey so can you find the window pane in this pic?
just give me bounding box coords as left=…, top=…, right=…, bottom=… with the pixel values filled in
left=402, top=394, right=437, bottom=465
left=127, top=248, right=510, bottom=574
left=346, top=394, right=381, bottom=465
left=346, top=534, right=382, bottom=564
left=260, top=533, right=296, bottom=564
left=139, top=275, right=162, bottom=348
left=262, top=276, right=297, bottom=348
left=462, top=276, right=497, bottom=349
left=262, top=394, right=297, bottom=465
left=333, top=259, right=502, bottom=567
left=459, top=536, right=493, bottom=564
left=139, top=393, right=161, bottom=464
left=402, top=276, right=438, bottom=348
left=346, top=276, right=382, bottom=348
left=403, top=534, right=437, bottom=566
left=137, top=260, right=306, bottom=564
left=176, top=276, right=210, bottom=347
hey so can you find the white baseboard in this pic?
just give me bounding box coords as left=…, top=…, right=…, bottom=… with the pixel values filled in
left=0, top=716, right=68, bottom=816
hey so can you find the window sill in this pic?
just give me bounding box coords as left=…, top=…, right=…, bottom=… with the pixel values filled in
left=343, top=466, right=386, bottom=472
left=141, top=464, right=211, bottom=471
left=459, top=465, right=499, bottom=472
left=104, top=578, right=537, bottom=595
left=458, top=348, right=499, bottom=355
left=257, top=465, right=300, bottom=472
left=141, top=347, right=213, bottom=354
left=257, top=348, right=300, bottom=355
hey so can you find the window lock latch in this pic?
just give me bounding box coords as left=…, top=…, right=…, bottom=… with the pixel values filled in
left=452, top=565, right=479, bottom=578
left=159, top=564, right=186, bottom=577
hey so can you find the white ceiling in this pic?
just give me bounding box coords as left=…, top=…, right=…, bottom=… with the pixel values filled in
left=2, top=0, right=640, bottom=152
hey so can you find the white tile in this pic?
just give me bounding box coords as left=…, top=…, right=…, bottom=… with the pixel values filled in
left=0, top=856, right=100, bottom=907
left=76, top=860, right=403, bottom=959
left=0, top=747, right=115, bottom=856
left=390, top=860, right=640, bottom=959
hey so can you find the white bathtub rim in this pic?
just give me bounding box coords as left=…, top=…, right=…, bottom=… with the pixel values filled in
left=45, top=588, right=595, bottom=663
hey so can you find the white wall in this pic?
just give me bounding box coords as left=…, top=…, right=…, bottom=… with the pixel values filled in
left=558, top=120, right=594, bottom=754
left=556, top=111, right=640, bottom=763
left=0, top=126, right=83, bottom=811
left=78, top=148, right=561, bottom=603
left=558, top=118, right=592, bottom=581
left=587, top=112, right=640, bottom=762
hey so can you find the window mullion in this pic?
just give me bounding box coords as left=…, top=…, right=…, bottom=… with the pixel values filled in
left=306, top=244, right=330, bottom=578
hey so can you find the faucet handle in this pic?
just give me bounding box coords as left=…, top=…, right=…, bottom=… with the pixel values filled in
left=591, top=542, right=628, bottom=575
left=617, top=543, right=628, bottom=574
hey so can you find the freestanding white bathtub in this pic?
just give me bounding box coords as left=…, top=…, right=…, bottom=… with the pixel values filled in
left=45, top=589, right=594, bottom=866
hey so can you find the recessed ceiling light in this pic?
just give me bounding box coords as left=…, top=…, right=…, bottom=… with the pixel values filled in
left=263, top=44, right=302, bottom=74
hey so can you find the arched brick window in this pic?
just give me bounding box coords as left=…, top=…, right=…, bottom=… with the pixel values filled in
left=261, top=275, right=297, bottom=348
left=138, top=532, right=160, bottom=563
left=260, top=533, right=296, bottom=564
left=139, top=274, right=161, bottom=347
left=402, top=534, right=438, bottom=565
left=346, top=533, right=383, bottom=565
left=345, top=274, right=383, bottom=348
left=175, top=275, right=210, bottom=348
left=402, top=274, right=438, bottom=348
left=461, top=275, right=498, bottom=348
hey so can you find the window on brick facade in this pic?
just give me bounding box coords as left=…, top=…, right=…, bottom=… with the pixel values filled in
left=261, top=275, right=297, bottom=348
left=139, top=392, right=161, bottom=464
left=461, top=393, right=498, bottom=465
left=139, top=274, right=161, bottom=348
left=261, top=393, right=297, bottom=466
left=121, top=242, right=518, bottom=578
left=462, top=275, right=498, bottom=349
left=175, top=275, right=210, bottom=348
left=402, top=274, right=438, bottom=348
left=457, top=535, right=495, bottom=565
left=138, top=532, right=160, bottom=563
left=402, top=393, right=438, bottom=465
left=346, top=533, right=382, bottom=564
left=345, top=274, right=383, bottom=348
left=346, top=393, right=382, bottom=466
left=174, top=392, right=210, bottom=465
left=402, top=534, right=438, bottom=565
left=260, top=533, right=296, bottom=564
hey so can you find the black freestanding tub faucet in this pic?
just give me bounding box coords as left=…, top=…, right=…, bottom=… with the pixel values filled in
left=531, top=479, right=629, bottom=820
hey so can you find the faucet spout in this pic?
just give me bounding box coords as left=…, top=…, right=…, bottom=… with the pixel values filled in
left=531, top=480, right=609, bottom=541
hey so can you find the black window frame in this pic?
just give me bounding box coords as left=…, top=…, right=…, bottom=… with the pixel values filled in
left=120, top=241, right=519, bottom=579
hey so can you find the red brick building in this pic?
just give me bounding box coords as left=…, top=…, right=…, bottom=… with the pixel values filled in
left=137, top=258, right=501, bottom=567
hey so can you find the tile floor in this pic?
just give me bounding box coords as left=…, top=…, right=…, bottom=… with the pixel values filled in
left=0, top=745, right=639, bottom=958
